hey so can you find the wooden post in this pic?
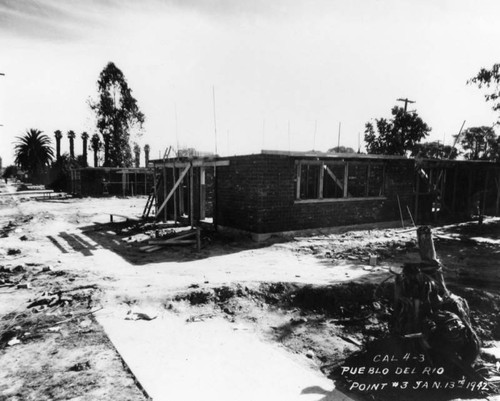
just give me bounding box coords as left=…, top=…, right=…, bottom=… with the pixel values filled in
left=163, top=166, right=167, bottom=222
left=417, top=226, right=437, bottom=262
left=416, top=225, right=447, bottom=293
left=189, top=162, right=194, bottom=228
left=452, top=166, right=458, bottom=217
left=196, top=227, right=201, bottom=251
left=397, top=195, right=405, bottom=228
left=343, top=162, right=349, bottom=198
left=496, top=173, right=500, bottom=216
left=414, top=172, right=420, bottom=225
left=200, top=167, right=206, bottom=220
left=467, top=169, right=473, bottom=217
left=122, top=172, right=126, bottom=197
left=365, top=164, right=370, bottom=196
left=296, top=162, right=301, bottom=199
left=441, top=168, right=446, bottom=213
left=318, top=162, right=324, bottom=199
left=173, top=164, right=177, bottom=225
left=481, top=169, right=489, bottom=218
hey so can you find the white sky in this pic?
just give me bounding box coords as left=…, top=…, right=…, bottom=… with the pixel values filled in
left=1, top=0, right=499, bottom=166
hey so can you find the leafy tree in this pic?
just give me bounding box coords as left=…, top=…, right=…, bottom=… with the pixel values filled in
left=49, top=153, right=80, bottom=191
left=411, top=141, right=458, bottom=159
left=89, top=62, right=145, bottom=167
left=2, top=165, right=18, bottom=180
left=364, top=106, right=431, bottom=155
left=457, top=126, right=499, bottom=161
left=177, top=147, right=200, bottom=158
left=468, top=64, right=500, bottom=123
left=14, top=129, right=54, bottom=183
left=328, top=146, right=355, bottom=153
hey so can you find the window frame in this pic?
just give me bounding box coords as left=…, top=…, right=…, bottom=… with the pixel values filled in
left=295, top=160, right=386, bottom=203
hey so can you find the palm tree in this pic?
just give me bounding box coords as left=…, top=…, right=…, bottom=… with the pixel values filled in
left=67, top=130, right=76, bottom=159
left=90, top=134, right=101, bottom=167
left=14, top=129, right=54, bottom=183
left=133, top=143, right=141, bottom=168
left=54, top=130, right=63, bottom=161
left=144, top=144, right=150, bottom=167
left=81, top=132, right=89, bottom=167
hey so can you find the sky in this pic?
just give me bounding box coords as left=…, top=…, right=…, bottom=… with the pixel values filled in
left=1, top=0, right=500, bottom=166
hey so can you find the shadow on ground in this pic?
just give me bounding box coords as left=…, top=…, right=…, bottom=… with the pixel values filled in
left=47, top=232, right=98, bottom=256
left=72, top=221, right=282, bottom=265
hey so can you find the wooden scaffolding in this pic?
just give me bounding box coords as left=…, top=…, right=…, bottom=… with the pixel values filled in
left=142, top=157, right=229, bottom=228
left=414, top=159, right=500, bottom=224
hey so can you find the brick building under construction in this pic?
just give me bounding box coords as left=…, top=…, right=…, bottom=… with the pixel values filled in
left=144, top=150, right=500, bottom=240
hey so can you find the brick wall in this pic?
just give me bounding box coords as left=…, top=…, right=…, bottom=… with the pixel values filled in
left=216, top=154, right=415, bottom=234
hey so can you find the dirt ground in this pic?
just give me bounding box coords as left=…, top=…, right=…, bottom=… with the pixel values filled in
left=1, top=182, right=500, bottom=401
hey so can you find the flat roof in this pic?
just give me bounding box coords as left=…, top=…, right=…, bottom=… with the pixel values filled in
left=260, top=149, right=409, bottom=160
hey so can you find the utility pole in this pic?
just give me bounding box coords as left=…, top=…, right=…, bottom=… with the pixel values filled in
left=337, top=122, right=341, bottom=150
left=397, top=97, right=415, bottom=151
left=397, top=97, right=415, bottom=113
left=0, top=73, right=5, bottom=127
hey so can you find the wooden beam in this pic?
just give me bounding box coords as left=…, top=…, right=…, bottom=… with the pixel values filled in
left=495, top=173, right=500, bottom=216
left=482, top=169, right=489, bottom=216
left=172, top=164, right=177, bottom=224
left=156, top=164, right=190, bottom=218
left=189, top=163, right=194, bottom=227
left=452, top=166, right=458, bottom=216
left=324, top=165, right=349, bottom=196
left=414, top=172, right=420, bottom=225
left=318, top=162, right=324, bottom=199
left=200, top=167, right=206, bottom=220
left=365, top=164, right=370, bottom=197
left=343, top=162, right=349, bottom=198
left=155, top=160, right=230, bottom=168
left=163, top=166, right=167, bottom=222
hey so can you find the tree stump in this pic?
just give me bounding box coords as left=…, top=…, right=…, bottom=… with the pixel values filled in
left=392, top=225, right=480, bottom=370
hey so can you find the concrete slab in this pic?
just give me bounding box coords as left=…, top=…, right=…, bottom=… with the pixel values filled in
left=97, top=310, right=352, bottom=401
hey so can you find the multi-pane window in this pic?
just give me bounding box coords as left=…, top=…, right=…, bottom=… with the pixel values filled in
left=296, top=161, right=385, bottom=200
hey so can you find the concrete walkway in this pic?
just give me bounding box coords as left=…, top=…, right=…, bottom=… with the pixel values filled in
left=97, top=311, right=352, bottom=401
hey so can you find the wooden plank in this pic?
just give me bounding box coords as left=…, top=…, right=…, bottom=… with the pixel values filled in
left=148, top=229, right=197, bottom=244
left=149, top=239, right=196, bottom=245
left=156, top=164, right=190, bottom=217
left=144, top=245, right=165, bottom=253
left=324, top=165, right=347, bottom=195
left=110, top=214, right=139, bottom=222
